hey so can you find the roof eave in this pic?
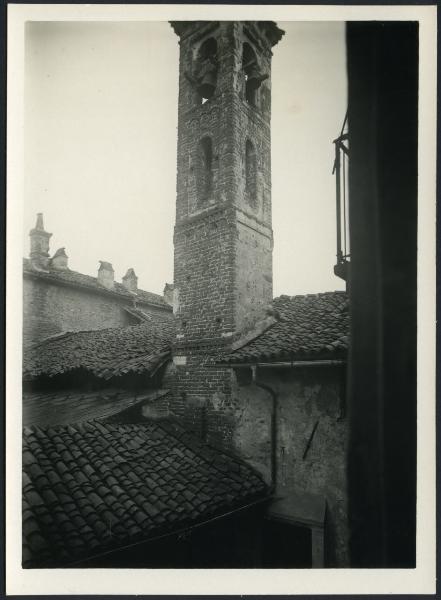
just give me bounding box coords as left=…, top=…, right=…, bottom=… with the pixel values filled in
left=23, top=268, right=172, bottom=312
left=212, top=356, right=347, bottom=369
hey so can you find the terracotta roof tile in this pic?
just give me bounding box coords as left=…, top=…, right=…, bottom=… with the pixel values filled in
left=23, top=320, right=174, bottom=380
left=225, top=291, right=349, bottom=363
left=24, top=288, right=348, bottom=378
left=23, top=420, right=268, bottom=567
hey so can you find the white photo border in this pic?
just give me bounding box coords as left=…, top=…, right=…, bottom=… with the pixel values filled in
left=6, top=4, right=437, bottom=595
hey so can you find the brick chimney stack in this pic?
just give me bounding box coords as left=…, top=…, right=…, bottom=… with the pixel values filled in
left=50, top=247, right=69, bottom=270
left=122, top=268, right=138, bottom=292
left=97, top=261, right=114, bottom=289
left=30, top=213, right=52, bottom=269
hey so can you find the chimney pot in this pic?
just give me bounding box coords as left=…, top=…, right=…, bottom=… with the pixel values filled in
left=122, top=268, right=138, bottom=292
left=97, top=261, right=114, bottom=289
left=30, top=213, right=52, bottom=269
left=50, top=247, right=69, bottom=270
left=35, top=213, right=44, bottom=230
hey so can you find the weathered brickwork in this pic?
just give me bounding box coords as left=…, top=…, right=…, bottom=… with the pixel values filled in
left=173, top=209, right=236, bottom=341
left=23, top=277, right=168, bottom=347
left=230, top=366, right=349, bottom=567
left=170, top=21, right=282, bottom=442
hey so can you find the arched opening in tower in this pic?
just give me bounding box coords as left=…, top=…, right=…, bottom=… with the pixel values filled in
left=242, top=42, right=268, bottom=107
left=196, top=37, right=218, bottom=103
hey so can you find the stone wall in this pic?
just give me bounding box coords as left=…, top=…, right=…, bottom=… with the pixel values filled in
left=23, top=277, right=167, bottom=346
left=228, top=365, right=349, bottom=567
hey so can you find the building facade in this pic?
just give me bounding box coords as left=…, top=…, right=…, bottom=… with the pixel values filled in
left=23, top=214, right=173, bottom=347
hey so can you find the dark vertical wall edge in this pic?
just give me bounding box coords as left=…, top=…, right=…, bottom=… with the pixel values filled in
left=346, top=21, right=418, bottom=567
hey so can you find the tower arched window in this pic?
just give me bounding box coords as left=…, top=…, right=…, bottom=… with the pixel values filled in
left=242, top=42, right=268, bottom=107
left=196, top=136, right=213, bottom=205
left=245, top=139, right=257, bottom=208
left=195, top=38, right=218, bottom=104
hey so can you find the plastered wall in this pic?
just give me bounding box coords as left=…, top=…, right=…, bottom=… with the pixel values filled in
left=229, top=366, right=349, bottom=567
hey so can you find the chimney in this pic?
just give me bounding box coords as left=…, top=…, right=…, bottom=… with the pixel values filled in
left=163, top=283, right=174, bottom=306
left=97, top=261, right=114, bottom=289
left=50, top=247, right=69, bottom=270
left=122, top=268, right=138, bottom=292
left=29, top=213, right=52, bottom=269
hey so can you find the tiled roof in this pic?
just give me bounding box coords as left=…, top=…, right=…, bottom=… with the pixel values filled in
left=23, top=258, right=171, bottom=310
left=23, top=389, right=169, bottom=427
left=22, top=419, right=268, bottom=567
left=123, top=306, right=155, bottom=322
left=23, top=319, right=174, bottom=380
left=225, top=291, right=349, bottom=364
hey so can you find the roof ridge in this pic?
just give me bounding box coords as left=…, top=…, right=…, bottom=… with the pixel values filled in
left=23, top=260, right=169, bottom=308
left=32, top=330, right=79, bottom=348
left=275, top=289, right=347, bottom=300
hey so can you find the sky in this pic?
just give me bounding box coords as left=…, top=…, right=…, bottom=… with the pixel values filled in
left=24, top=21, right=347, bottom=297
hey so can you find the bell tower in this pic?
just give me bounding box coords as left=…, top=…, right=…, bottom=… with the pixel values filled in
left=170, top=21, right=284, bottom=443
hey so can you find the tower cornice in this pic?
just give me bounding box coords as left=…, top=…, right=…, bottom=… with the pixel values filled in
left=171, top=20, right=284, bottom=49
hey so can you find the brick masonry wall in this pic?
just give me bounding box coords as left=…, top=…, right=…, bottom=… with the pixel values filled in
left=229, top=366, right=349, bottom=567
left=171, top=22, right=278, bottom=443
left=173, top=208, right=236, bottom=342
left=23, top=277, right=168, bottom=346
left=169, top=344, right=235, bottom=447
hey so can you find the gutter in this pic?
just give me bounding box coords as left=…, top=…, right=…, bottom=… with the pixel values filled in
left=220, top=359, right=346, bottom=369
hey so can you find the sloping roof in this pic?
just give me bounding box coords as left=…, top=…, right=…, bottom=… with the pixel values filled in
left=23, top=389, right=169, bottom=427
left=23, top=319, right=174, bottom=380
left=22, top=419, right=268, bottom=567
left=23, top=258, right=171, bottom=310
left=123, top=306, right=155, bottom=322
left=23, top=287, right=348, bottom=376
left=225, top=291, right=349, bottom=364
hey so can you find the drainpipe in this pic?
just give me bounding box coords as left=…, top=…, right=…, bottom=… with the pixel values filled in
left=251, top=365, right=278, bottom=490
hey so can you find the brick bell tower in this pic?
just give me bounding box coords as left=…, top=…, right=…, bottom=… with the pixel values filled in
left=170, top=21, right=284, bottom=445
